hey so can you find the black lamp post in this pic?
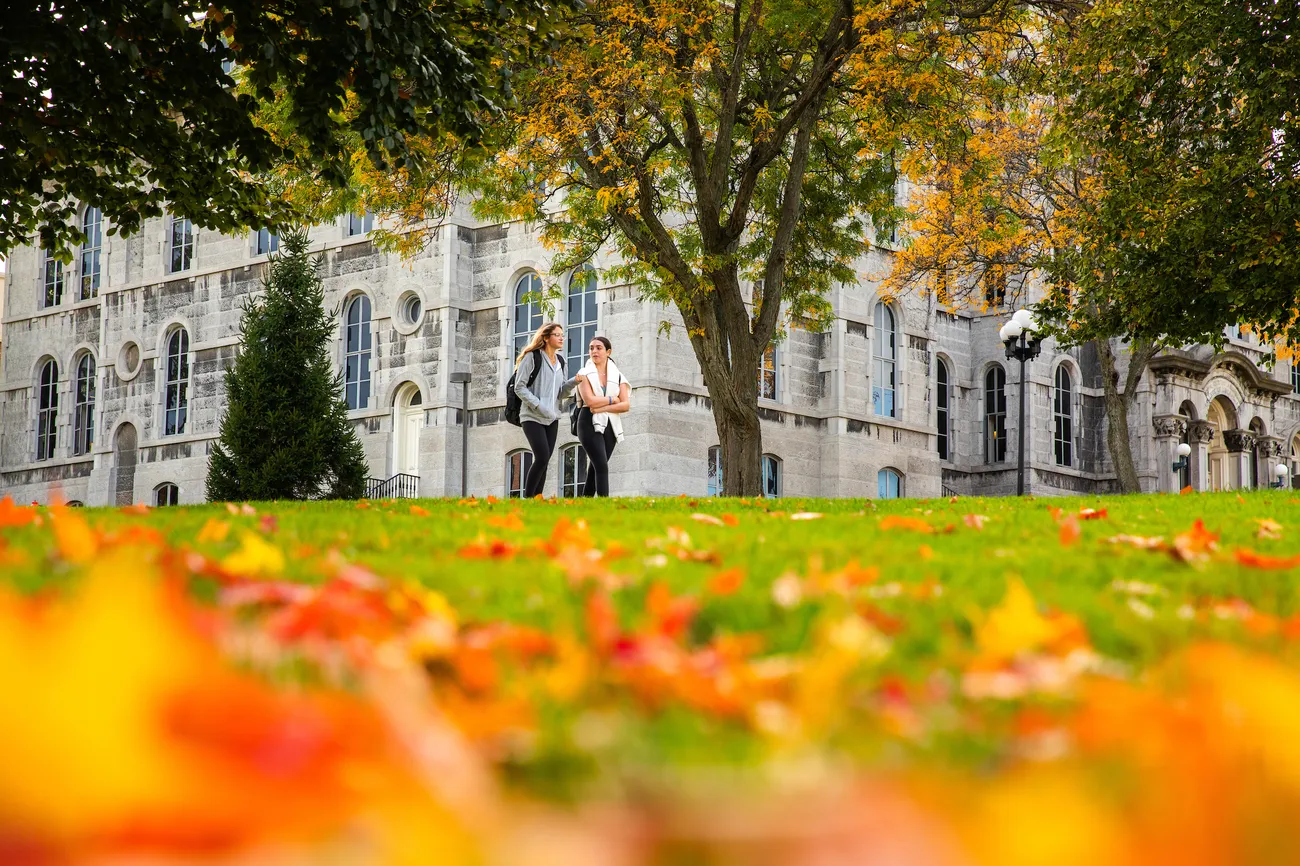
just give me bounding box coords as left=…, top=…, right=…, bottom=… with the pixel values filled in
left=1000, top=310, right=1043, bottom=496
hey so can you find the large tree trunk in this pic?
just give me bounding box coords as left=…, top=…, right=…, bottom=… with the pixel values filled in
left=1096, top=336, right=1156, bottom=494
left=694, top=306, right=765, bottom=497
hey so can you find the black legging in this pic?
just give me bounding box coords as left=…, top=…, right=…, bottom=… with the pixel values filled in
left=577, top=407, right=618, bottom=497
left=521, top=420, right=558, bottom=498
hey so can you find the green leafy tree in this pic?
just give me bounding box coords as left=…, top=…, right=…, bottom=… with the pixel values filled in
left=2, top=0, right=575, bottom=256
left=1040, top=0, right=1300, bottom=351
left=207, top=229, right=368, bottom=501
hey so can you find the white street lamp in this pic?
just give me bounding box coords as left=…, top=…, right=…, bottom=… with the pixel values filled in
left=1001, top=310, right=1045, bottom=496
left=1274, top=462, right=1290, bottom=489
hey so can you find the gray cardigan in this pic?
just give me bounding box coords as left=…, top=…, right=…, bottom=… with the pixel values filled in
left=514, top=350, right=578, bottom=426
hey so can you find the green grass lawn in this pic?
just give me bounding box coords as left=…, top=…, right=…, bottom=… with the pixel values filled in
left=6, top=490, right=1300, bottom=792
left=8, top=490, right=1300, bottom=862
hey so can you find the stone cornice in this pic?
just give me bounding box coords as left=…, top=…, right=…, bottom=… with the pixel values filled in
left=1149, top=349, right=1291, bottom=398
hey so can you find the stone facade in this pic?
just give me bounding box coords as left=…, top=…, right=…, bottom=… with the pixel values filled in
left=3, top=204, right=1299, bottom=505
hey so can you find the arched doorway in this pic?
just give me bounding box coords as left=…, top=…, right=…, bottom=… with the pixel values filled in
left=112, top=423, right=138, bottom=506
left=1206, top=396, right=1238, bottom=491
left=1249, top=417, right=1267, bottom=489
left=392, top=383, right=423, bottom=478
left=1177, top=401, right=1197, bottom=490
left=1291, top=433, right=1300, bottom=489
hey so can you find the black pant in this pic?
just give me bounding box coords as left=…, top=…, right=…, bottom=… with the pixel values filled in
left=577, top=407, right=618, bottom=497
left=521, top=420, right=558, bottom=498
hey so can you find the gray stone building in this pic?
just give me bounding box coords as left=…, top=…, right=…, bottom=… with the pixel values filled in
left=2, top=202, right=1298, bottom=506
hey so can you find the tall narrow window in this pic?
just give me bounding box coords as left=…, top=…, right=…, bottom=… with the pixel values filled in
left=79, top=207, right=102, bottom=300
left=983, top=267, right=1007, bottom=307
left=1292, top=362, right=1299, bottom=394
left=254, top=227, right=279, bottom=256
left=1053, top=366, right=1073, bottom=467
left=872, top=302, right=897, bottom=417
left=984, top=366, right=1007, bottom=462
left=565, top=269, right=598, bottom=370
left=936, top=358, right=951, bottom=460
left=73, top=353, right=96, bottom=456
left=346, top=212, right=374, bottom=237
left=759, top=344, right=778, bottom=400
left=168, top=215, right=194, bottom=273
left=762, top=454, right=781, bottom=498
left=707, top=446, right=723, bottom=496
left=42, top=248, right=65, bottom=308
left=36, top=360, right=58, bottom=460
left=164, top=328, right=190, bottom=435
left=513, top=273, right=544, bottom=357
left=560, top=444, right=589, bottom=498
left=878, top=468, right=902, bottom=499
left=344, top=295, right=373, bottom=410
left=507, top=450, right=534, bottom=498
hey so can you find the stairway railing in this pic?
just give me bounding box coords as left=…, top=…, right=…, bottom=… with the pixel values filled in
left=364, top=473, right=420, bottom=499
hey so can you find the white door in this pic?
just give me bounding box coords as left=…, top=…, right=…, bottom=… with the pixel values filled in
left=400, top=408, right=422, bottom=475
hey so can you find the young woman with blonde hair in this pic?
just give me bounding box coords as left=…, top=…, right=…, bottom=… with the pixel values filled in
left=512, top=321, right=577, bottom=497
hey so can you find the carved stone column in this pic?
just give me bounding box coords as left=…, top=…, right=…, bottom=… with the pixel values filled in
left=1223, top=429, right=1255, bottom=489
left=1152, top=415, right=1190, bottom=493
left=1256, top=436, right=1287, bottom=488
left=1188, top=420, right=1216, bottom=492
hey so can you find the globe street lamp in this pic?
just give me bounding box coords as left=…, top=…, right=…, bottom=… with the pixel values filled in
left=1000, top=309, right=1044, bottom=496
left=1172, top=442, right=1192, bottom=480
left=1273, top=462, right=1289, bottom=489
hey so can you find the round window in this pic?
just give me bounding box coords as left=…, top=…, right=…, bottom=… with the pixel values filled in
left=119, top=341, right=141, bottom=377
left=402, top=294, right=422, bottom=325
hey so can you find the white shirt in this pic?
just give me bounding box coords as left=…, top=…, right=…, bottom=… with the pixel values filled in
left=579, top=360, right=629, bottom=441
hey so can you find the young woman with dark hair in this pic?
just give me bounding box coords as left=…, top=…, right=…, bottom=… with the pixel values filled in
left=513, top=321, right=577, bottom=497
left=574, top=335, right=631, bottom=497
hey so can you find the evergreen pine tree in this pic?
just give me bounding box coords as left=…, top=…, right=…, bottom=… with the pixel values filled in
left=207, top=229, right=368, bottom=501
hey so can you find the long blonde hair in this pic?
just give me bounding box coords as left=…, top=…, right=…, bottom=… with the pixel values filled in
left=515, top=321, right=563, bottom=367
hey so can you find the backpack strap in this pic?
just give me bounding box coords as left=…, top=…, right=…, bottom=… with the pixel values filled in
left=525, top=348, right=544, bottom=388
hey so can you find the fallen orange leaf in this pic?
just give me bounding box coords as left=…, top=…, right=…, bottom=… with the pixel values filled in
left=879, top=516, right=932, bottom=534
left=410, top=505, right=431, bottom=517
left=0, top=496, right=36, bottom=527
left=707, top=567, right=745, bottom=596
left=1059, top=515, right=1081, bottom=547
left=1235, top=549, right=1300, bottom=570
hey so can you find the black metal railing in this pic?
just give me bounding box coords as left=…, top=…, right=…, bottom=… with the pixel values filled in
left=941, top=484, right=959, bottom=498
left=364, top=473, right=420, bottom=499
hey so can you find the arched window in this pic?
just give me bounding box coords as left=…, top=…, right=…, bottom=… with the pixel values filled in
left=253, top=227, right=279, bottom=256
left=79, top=207, right=102, bottom=300
left=759, top=344, right=778, bottom=400
left=878, top=468, right=903, bottom=499
left=1053, top=365, right=1073, bottom=467
left=167, top=215, right=194, bottom=273
left=506, top=450, right=534, bottom=498
left=344, top=295, right=372, bottom=410
left=559, top=444, right=589, bottom=498
left=164, top=328, right=189, bottom=435
left=707, top=445, right=723, bottom=496
left=36, top=359, right=58, bottom=461
left=984, top=366, right=1007, bottom=463
left=513, top=273, right=544, bottom=357
left=565, top=269, right=598, bottom=371
left=872, top=303, right=896, bottom=417
left=73, top=353, right=96, bottom=456
left=155, top=483, right=179, bottom=506
left=762, top=454, right=781, bottom=498
left=936, top=357, right=951, bottom=461
left=42, top=247, right=64, bottom=308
